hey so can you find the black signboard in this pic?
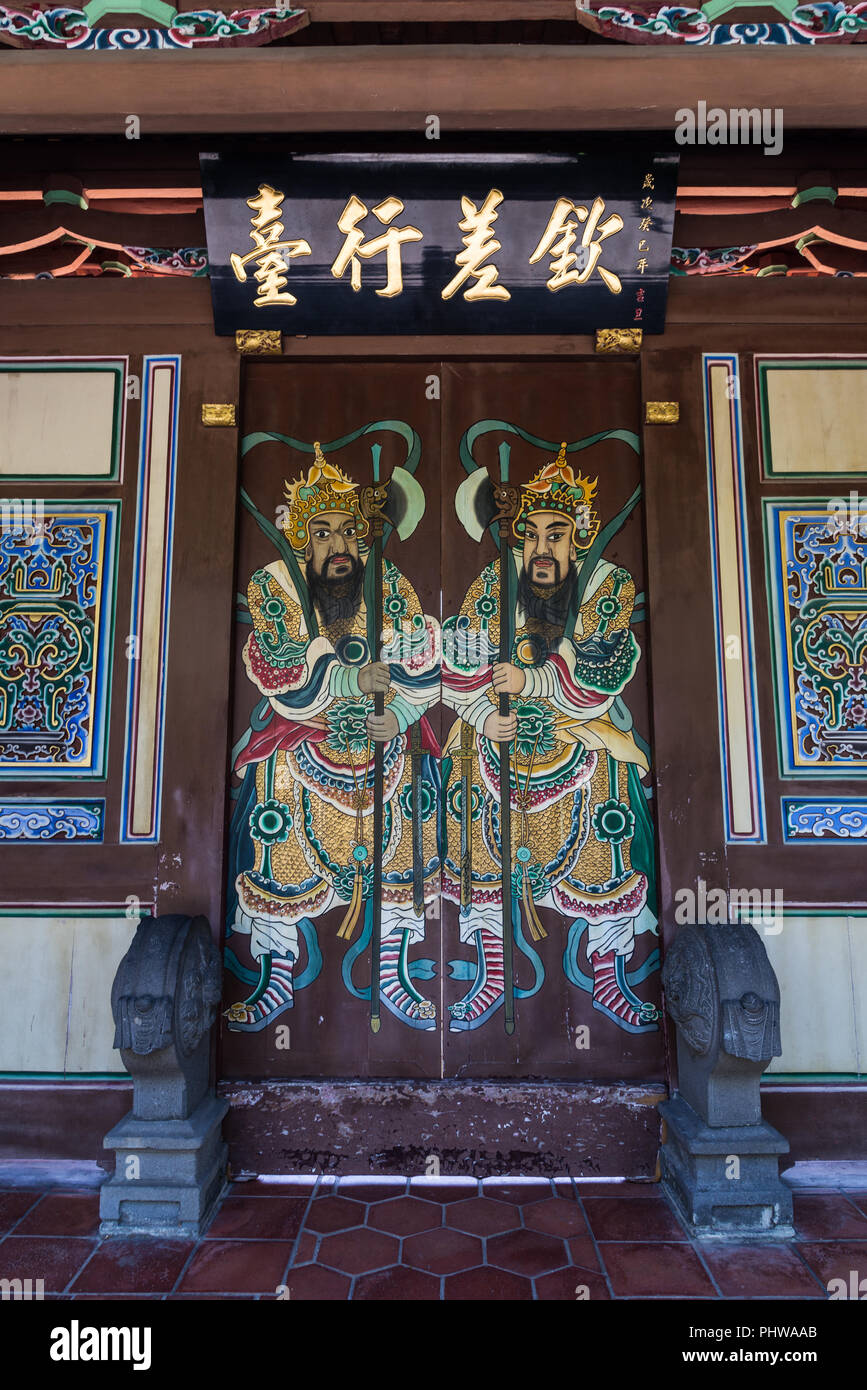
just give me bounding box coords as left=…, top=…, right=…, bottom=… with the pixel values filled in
left=200, top=145, right=678, bottom=336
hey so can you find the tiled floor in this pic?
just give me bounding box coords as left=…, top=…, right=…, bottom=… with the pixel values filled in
left=1, top=1176, right=865, bottom=1299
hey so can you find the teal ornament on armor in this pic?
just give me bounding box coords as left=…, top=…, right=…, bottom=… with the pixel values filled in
left=596, top=595, right=621, bottom=621
left=249, top=798, right=293, bottom=846
left=446, top=781, right=484, bottom=822
left=398, top=781, right=436, bottom=822
left=261, top=595, right=287, bottom=620
left=335, top=634, right=369, bottom=667
left=591, top=797, right=635, bottom=845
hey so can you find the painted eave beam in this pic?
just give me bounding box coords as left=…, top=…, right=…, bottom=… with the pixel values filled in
left=303, top=1, right=580, bottom=15
left=1, top=47, right=867, bottom=135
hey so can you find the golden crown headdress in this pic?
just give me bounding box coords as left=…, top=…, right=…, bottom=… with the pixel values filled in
left=282, top=442, right=369, bottom=553
left=512, top=442, right=600, bottom=552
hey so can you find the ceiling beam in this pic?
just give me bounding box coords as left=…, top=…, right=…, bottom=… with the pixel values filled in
left=301, top=1, right=578, bottom=16
left=1, top=46, right=867, bottom=135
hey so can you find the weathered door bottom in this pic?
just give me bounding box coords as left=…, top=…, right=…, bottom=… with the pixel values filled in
left=219, top=1080, right=666, bottom=1179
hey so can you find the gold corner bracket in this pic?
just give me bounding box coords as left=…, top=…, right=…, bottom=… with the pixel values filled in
left=645, top=401, right=680, bottom=425
left=201, top=403, right=237, bottom=427
left=235, top=329, right=283, bottom=356
left=596, top=328, right=643, bottom=355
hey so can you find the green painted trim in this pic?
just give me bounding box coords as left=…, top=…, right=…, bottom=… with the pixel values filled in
left=0, top=906, right=148, bottom=917
left=758, top=359, right=867, bottom=479
left=83, top=0, right=177, bottom=23
left=763, top=1074, right=865, bottom=1083
left=0, top=1072, right=129, bottom=1081
left=701, top=0, right=797, bottom=17
left=755, top=264, right=788, bottom=278
left=795, top=233, right=823, bottom=253
left=0, top=360, right=124, bottom=482
left=791, top=186, right=837, bottom=209
left=734, top=905, right=867, bottom=919
left=43, top=189, right=89, bottom=211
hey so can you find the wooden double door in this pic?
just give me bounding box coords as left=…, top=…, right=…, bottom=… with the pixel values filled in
left=219, top=357, right=664, bottom=1085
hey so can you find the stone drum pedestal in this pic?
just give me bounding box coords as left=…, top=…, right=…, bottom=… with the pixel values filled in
left=99, top=914, right=228, bottom=1238
left=659, top=921, right=794, bottom=1239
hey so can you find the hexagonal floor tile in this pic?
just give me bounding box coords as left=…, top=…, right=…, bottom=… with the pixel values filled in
left=368, top=1196, right=442, bottom=1236
left=304, top=1195, right=367, bottom=1234
left=448, top=1196, right=520, bottom=1236
left=481, top=1181, right=555, bottom=1204
left=524, top=1197, right=589, bottom=1238
left=353, top=1265, right=441, bottom=1300
left=536, top=1267, right=611, bottom=1300
left=318, top=1227, right=399, bottom=1275
left=445, top=1267, right=532, bottom=1300
left=487, top=1228, right=568, bottom=1277
left=280, top=1264, right=351, bottom=1300
left=336, top=1179, right=408, bottom=1202
left=403, top=1227, right=483, bottom=1275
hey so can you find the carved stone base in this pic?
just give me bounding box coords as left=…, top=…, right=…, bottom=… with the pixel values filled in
left=99, top=1095, right=229, bottom=1238
left=659, top=1094, right=794, bottom=1239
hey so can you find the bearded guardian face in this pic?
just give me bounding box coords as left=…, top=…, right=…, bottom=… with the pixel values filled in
left=521, top=510, right=577, bottom=589
left=305, top=510, right=364, bottom=625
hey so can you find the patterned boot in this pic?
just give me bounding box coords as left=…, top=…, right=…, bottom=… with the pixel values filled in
left=225, top=953, right=295, bottom=1033
left=449, top=927, right=505, bottom=1031
left=591, top=949, right=658, bottom=1034
left=379, top=929, right=437, bottom=1030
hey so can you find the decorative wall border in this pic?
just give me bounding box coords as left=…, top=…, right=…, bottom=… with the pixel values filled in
left=0, top=356, right=126, bottom=481
left=782, top=798, right=867, bottom=842
left=756, top=354, right=867, bottom=479
left=703, top=353, right=766, bottom=843
left=763, top=497, right=867, bottom=779
left=120, top=356, right=181, bottom=842
left=0, top=799, right=104, bottom=842
left=0, top=501, right=120, bottom=779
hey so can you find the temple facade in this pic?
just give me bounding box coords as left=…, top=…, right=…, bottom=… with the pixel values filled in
left=1, top=6, right=865, bottom=1186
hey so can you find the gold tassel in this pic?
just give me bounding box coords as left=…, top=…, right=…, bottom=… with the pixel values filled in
left=336, top=863, right=364, bottom=941
left=338, top=744, right=370, bottom=943
left=521, top=862, right=548, bottom=942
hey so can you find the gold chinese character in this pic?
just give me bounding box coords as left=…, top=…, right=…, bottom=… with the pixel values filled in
left=642, top=174, right=655, bottom=190
left=636, top=257, right=648, bottom=275
left=639, top=217, right=652, bottom=233
left=637, top=239, right=649, bottom=253
left=331, top=195, right=423, bottom=299
left=640, top=197, right=654, bottom=212
left=441, top=189, right=510, bottom=302
left=529, top=196, right=623, bottom=295
left=229, top=184, right=312, bottom=308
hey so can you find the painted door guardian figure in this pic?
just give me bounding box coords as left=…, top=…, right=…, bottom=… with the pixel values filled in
left=442, top=434, right=659, bottom=1033
left=224, top=439, right=441, bottom=1032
